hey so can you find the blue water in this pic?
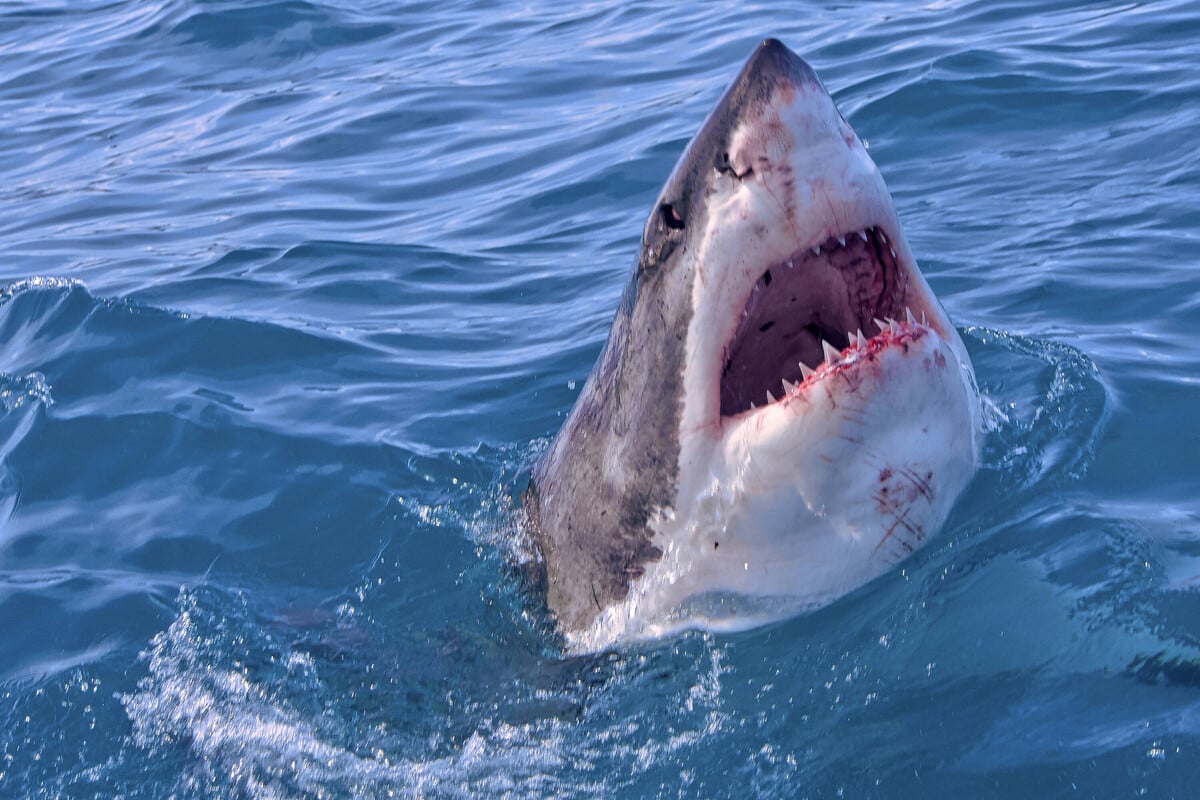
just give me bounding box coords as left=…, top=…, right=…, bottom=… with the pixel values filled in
left=1, top=0, right=1198, bottom=796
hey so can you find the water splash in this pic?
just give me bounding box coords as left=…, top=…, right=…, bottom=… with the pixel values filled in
left=119, top=588, right=737, bottom=799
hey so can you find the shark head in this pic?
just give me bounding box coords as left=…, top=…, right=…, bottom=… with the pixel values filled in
left=527, top=39, right=982, bottom=648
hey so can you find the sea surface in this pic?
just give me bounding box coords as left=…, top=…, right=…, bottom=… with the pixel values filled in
left=1, top=1, right=1198, bottom=797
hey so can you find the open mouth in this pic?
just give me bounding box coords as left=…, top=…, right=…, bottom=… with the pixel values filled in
left=719, top=226, right=916, bottom=418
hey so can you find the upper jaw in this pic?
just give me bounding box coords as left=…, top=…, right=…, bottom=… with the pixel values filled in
left=697, top=152, right=955, bottom=421
left=698, top=62, right=970, bottom=424
left=660, top=41, right=966, bottom=433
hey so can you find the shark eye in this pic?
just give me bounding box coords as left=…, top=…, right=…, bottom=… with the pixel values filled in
left=639, top=201, right=685, bottom=273
left=659, top=203, right=685, bottom=230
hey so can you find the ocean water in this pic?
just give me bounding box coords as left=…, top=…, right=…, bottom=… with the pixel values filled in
left=1, top=0, right=1198, bottom=797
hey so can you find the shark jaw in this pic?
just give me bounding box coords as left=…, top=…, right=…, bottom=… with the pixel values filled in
left=527, top=39, right=982, bottom=652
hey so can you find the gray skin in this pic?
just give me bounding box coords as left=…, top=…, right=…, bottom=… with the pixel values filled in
left=524, top=40, right=824, bottom=633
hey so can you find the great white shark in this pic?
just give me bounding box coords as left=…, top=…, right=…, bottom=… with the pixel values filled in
left=525, top=39, right=983, bottom=648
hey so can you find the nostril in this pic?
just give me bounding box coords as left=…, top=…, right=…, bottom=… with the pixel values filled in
left=716, top=150, right=754, bottom=180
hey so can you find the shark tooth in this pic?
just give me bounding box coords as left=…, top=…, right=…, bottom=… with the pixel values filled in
left=906, top=307, right=916, bottom=324
left=782, top=379, right=797, bottom=394
left=811, top=245, right=821, bottom=256
left=856, top=230, right=868, bottom=242
left=837, top=235, right=846, bottom=247
left=856, top=329, right=868, bottom=347
left=766, top=390, right=776, bottom=404
left=799, top=362, right=815, bottom=379
left=873, top=317, right=888, bottom=334
left=822, top=340, right=841, bottom=364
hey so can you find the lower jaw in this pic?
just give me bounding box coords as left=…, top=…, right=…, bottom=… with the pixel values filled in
left=567, top=312, right=980, bottom=648
left=721, top=315, right=939, bottom=424
left=574, top=328, right=981, bottom=650
left=709, top=323, right=981, bottom=528
left=642, top=332, right=977, bottom=616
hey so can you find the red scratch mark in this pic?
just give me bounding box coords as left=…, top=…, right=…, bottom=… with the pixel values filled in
left=873, top=511, right=922, bottom=556
left=899, top=467, right=935, bottom=503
